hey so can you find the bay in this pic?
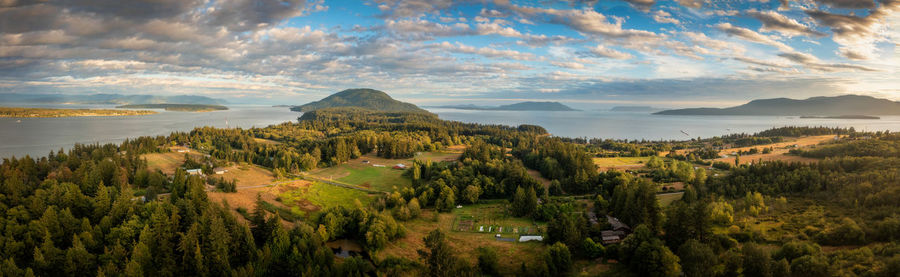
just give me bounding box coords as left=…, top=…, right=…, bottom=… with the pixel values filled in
left=4, top=105, right=900, bottom=159
left=0, top=105, right=300, bottom=159
left=426, top=108, right=900, bottom=140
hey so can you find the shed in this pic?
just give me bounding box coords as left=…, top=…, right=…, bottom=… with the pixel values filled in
left=186, top=169, right=203, bottom=176
left=214, top=168, right=227, bottom=175
left=606, top=215, right=632, bottom=233
left=518, top=235, right=543, bottom=242
left=393, top=163, right=407, bottom=169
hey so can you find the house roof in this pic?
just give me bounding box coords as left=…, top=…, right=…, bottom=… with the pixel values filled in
left=606, top=215, right=631, bottom=231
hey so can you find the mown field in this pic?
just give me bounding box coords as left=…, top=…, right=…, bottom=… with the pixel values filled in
left=307, top=150, right=462, bottom=192
left=592, top=156, right=654, bottom=171
left=278, top=181, right=375, bottom=216
left=143, top=147, right=206, bottom=175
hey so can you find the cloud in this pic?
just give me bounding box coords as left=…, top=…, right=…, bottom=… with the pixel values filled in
left=746, top=9, right=826, bottom=37
left=623, top=0, right=656, bottom=11
left=716, top=22, right=793, bottom=51
left=588, top=45, right=634, bottom=59
left=814, top=0, right=876, bottom=9
left=805, top=2, right=898, bottom=59
left=372, top=0, right=456, bottom=18
left=652, top=10, right=681, bottom=24
left=778, top=51, right=879, bottom=71
left=678, top=0, right=705, bottom=8
left=432, top=41, right=536, bottom=60
left=207, top=0, right=311, bottom=32
left=497, top=1, right=660, bottom=39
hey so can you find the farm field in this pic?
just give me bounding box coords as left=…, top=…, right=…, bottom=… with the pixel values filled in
left=592, top=156, right=653, bottom=171
left=656, top=192, right=683, bottom=207
left=451, top=203, right=542, bottom=235
left=376, top=209, right=548, bottom=276
left=142, top=146, right=206, bottom=175
left=278, top=181, right=375, bottom=216
left=207, top=180, right=307, bottom=223
left=218, top=163, right=275, bottom=188
left=307, top=149, right=463, bottom=192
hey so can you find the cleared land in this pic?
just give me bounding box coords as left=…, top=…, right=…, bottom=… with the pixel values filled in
left=207, top=180, right=307, bottom=223
left=376, top=208, right=547, bottom=276
left=0, top=107, right=156, bottom=117
left=656, top=192, right=683, bottom=207
left=451, top=203, right=542, bottom=235
left=143, top=147, right=206, bottom=175
left=712, top=136, right=835, bottom=165
left=592, top=156, right=653, bottom=171
left=218, top=164, right=275, bottom=188
left=308, top=149, right=463, bottom=192
left=278, top=181, right=374, bottom=216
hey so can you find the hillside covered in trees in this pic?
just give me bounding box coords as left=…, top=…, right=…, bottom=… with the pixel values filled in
left=290, top=89, right=429, bottom=113
left=2, top=106, right=900, bottom=276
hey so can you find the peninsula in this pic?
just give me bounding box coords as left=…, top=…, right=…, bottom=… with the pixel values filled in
left=0, top=107, right=156, bottom=118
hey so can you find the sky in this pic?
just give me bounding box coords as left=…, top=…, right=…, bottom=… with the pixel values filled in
left=0, top=0, right=898, bottom=108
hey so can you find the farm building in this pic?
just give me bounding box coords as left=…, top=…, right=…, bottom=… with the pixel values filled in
left=186, top=169, right=203, bottom=176
left=601, top=215, right=632, bottom=244
left=393, top=163, right=407, bottom=169
left=601, top=230, right=627, bottom=244
left=213, top=168, right=227, bottom=175
left=519, top=235, right=543, bottom=242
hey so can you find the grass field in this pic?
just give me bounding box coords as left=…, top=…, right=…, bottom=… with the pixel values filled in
left=308, top=150, right=463, bottom=192
left=376, top=209, right=548, bottom=276
left=451, top=203, right=543, bottom=235
left=143, top=147, right=206, bottom=175
left=207, top=180, right=307, bottom=224
left=593, top=156, right=653, bottom=171
left=278, top=182, right=374, bottom=216
left=656, top=192, right=683, bottom=207
left=219, top=163, right=275, bottom=188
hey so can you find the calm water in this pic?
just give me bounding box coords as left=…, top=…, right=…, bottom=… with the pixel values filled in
left=0, top=105, right=300, bottom=159
left=4, top=106, right=900, bottom=159
left=426, top=108, right=900, bottom=141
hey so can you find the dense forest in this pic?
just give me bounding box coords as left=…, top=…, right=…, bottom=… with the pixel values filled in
left=2, top=107, right=899, bottom=276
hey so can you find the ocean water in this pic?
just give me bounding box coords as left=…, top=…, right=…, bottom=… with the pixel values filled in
left=0, top=105, right=300, bottom=159
left=3, top=106, right=900, bottom=159
left=426, top=108, right=900, bottom=141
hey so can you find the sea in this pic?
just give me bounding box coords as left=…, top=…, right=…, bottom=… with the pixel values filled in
left=3, top=105, right=900, bottom=159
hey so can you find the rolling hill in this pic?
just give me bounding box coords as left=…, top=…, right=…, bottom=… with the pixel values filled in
left=290, top=88, right=428, bottom=113
left=655, top=95, right=900, bottom=116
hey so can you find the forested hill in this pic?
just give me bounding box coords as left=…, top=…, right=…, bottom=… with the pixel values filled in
left=290, top=88, right=428, bottom=113
left=436, top=101, right=577, bottom=111
left=655, top=95, right=900, bottom=116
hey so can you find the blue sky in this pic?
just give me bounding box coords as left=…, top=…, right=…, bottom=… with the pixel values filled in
left=0, top=0, right=897, bottom=108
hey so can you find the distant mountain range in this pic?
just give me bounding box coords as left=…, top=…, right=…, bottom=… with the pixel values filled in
left=610, top=106, right=662, bottom=112
left=435, top=101, right=577, bottom=111
left=655, top=95, right=900, bottom=116
left=116, top=104, right=228, bottom=112
left=0, top=93, right=227, bottom=105
left=290, top=88, right=428, bottom=113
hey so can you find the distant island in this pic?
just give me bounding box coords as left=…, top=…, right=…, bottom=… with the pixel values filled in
left=610, top=106, right=661, bottom=112
left=655, top=95, right=900, bottom=116
left=435, top=101, right=578, bottom=111
left=290, top=88, right=429, bottom=113
left=0, top=107, right=156, bottom=118
left=800, top=115, right=880, bottom=120
left=0, top=93, right=227, bottom=105
left=117, top=104, right=228, bottom=112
